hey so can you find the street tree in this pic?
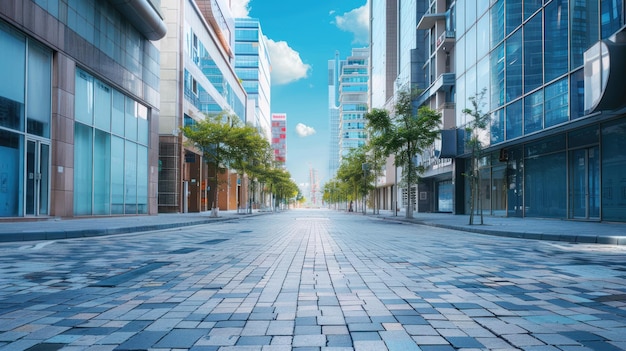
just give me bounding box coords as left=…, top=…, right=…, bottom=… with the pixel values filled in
left=181, top=112, right=245, bottom=217
left=336, top=146, right=369, bottom=212
left=365, top=88, right=441, bottom=219
left=462, top=88, right=490, bottom=225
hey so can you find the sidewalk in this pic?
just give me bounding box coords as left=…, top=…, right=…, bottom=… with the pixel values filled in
left=371, top=210, right=626, bottom=245
left=0, top=210, right=265, bottom=242
left=1, top=208, right=625, bottom=245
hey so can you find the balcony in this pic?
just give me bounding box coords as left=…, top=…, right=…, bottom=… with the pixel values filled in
left=416, top=73, right=455, bottom=106
left=417, top=12, right=446, bottom=30
left=436, top=30, right=456, bottom=52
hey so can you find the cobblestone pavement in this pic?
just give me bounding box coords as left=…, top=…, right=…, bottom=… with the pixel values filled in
left=1, top=209, right=625, bottom=351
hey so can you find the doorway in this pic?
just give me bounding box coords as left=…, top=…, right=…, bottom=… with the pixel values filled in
left=569, top=146, right=599, bottom=220
left=26, top=139, right=50, bottom=216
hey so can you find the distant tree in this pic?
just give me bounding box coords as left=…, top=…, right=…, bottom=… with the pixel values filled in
left=462, top=88, right=490, bottom=225
left=365, top=88, right=441, bottom=219
left=182, top=112, right=247, bottom=217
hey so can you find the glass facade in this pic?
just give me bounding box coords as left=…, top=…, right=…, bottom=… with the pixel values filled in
left=456, top=0, right=626, bottom=221
left=0, top=22, right=51, bottom=217
left=74, top=69, right=149, bottom=215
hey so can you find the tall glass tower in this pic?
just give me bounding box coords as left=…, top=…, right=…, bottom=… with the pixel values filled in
left=339, top=48, right=370, bottom=160
left=234, top=18, right=272, bottom=141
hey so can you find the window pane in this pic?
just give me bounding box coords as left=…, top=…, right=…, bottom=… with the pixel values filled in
left=125, top=98, right=138, bottom=141
left=476, top=14, right=490, bottom=61
left=506, top=0, right=523, bottom=35
left=524, top=89, right=543, bottom=134
left=545, top=0, right=569, bottom=81
left=137, top=103, right=149, bottom=145
left=94, top=82, right=111, bottom=132
left=111, top=90, right=125, bottom=136
left=0, top=130, right=23, bottom=216
left=456, top=74, right=466, bottom=126
left=27, top=43, right=51, bottom=137
left=602, top=119, right=626, bottom=221
left=111, top=136, right=124, bottom=214
left=570, top=68, right=585, bottom=119
left=490, top=108, right=504, bottom=144
left=74, top=123, right=93, bottom=215
left=506, top=30, right=522, bottom=102
left=75, top=70, right=94, bottom=125
left=601, top=0, right=623, bottom=38
left=137, top=145, right=148, bottom=214
left=506, top=99, right=522, bottom=140
left=490, top=0, right=505, bottom=46
left=544, top=77, right=569, bottom=127
left=524, top=14, right=543, bottom=93
left=490, top=44, right=505, bottom=109
left=124, top=140, right=137, bottom=214
left=571, top=0, right=599, bottom=68
left=465, top=25, right=476, bottom=71
left=524, top=151, right=566, bottom=218
left=0, top=25, right=25, bottom=131
left=524, top=0, right=542, bottom=19
left=93, top=129, right=111, bottom=215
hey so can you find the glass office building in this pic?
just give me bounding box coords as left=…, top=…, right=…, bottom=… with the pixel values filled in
left=339, top=48, right=370, bottom=159
left=159, top=0, right=247, bottom=213
left=453, top=0, right=626, bottom=221
left=0, top=0, right=164, bottom=218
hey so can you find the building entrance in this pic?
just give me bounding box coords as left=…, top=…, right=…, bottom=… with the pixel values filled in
left=569, top=146, right=600, bottom=220
left=25, top=139, right=49, bottom=216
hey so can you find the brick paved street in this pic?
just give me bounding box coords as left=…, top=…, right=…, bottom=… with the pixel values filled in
left=1, top=209, right=625, bottom=350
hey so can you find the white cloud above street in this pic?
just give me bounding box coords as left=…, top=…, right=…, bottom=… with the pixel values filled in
left=230, top=0, right=251, bottom=17
left=295, top=123, right=316, bottom=137
left=265, top=37, right=311, bottom=85
left=334, top=4, right=369, bottom=44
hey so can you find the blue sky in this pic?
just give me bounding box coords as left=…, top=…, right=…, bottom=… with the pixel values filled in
left=231, top=0, right=369, bottom=192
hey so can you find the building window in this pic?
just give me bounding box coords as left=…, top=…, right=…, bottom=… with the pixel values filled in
left=74, top=69, right=149, bottom=216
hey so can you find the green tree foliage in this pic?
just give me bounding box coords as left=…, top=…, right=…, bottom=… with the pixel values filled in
left=182, top=111, right=271, bottom=216
left=365, top=88, right=441, bottom=218
left=462, top=88, right=490, bottom=225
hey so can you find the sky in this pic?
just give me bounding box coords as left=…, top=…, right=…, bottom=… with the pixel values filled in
left=231, top=0, right=369, bottom=194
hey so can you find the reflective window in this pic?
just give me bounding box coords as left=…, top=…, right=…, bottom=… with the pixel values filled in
left=602, top=118, right=626, bottom=221
left=524, top=0, right=542, bottom=19
left=490, top=0, right=505, bottom=46
left=456, top=74, right=466, bottom=126
left=26, top=43, right=51, bottom=138
left=457, top=0, right=466, bottom=34
left=506, top=0, right=523, bottom=35
left=506, top=30, right=522, bottom=102
left=74, top=123, right=93, bottom=215
left=601, top=0, right=623, bottom=38
left=506, top=99, right=522, bottom=140
left=0, top=130, right=23, bottom=216
left=524, top=151, right=566, bottom=218
left=466, top=25, right=477, bottom=71
left=476, top=14, right=490, bottom=61
left=524, top=14, right=543, bottom=93
left=570, top=68, right=585, bottom=119
left=490, top=108, right=504, bottom=144
left=571, top=0, right=599, bottom=68
left=524, top=89, right=543, bottom=134
left=545, top=0, right=569, bottom=81
left=490, top=44, right=505, bottom=109
left=544, top=77, right=569, bottom=127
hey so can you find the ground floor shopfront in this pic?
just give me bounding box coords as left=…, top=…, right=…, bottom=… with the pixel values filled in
left=0, top=12, right=160, bottom=219
left=452, top=115, right=626, bottom=222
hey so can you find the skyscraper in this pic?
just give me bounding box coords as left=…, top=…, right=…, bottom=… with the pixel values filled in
left=338, top=48, right=370, bottom=159
left=234, top=18, right=272, bottom=141
left=328, top=52, right=341, bottom=179
left=271, top=113, right=287, bottom=165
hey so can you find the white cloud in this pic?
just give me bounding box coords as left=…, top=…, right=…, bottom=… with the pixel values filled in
left=335, top=4, right=370, bottom=44
left=266, top=37, right=311, bottom=85
left=295, top=123, right=316, bottom=137
left=230, top=0, right=251, bottom=17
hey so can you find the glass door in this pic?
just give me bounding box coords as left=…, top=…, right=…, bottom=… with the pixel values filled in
left=26, top=139, right=49, bottom=216
left=569, top=146, right=600, bottom=219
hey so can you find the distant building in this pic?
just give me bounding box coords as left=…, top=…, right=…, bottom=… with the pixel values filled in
left=338, top=48, right=370, bottom=160
left=159, top=0, right=247, bottom=213
left=234, top=18, right=272, bottom=141
left=0, top=0, right=165, bottom=218
left=369, top=0, right=399, bottom=212
left=271, top=113, right=287, bottom=165
left=328, top=52, right=342, bottom=179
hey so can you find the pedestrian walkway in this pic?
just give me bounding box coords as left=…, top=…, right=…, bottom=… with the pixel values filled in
left=1, top=209, right=625, bottom=245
